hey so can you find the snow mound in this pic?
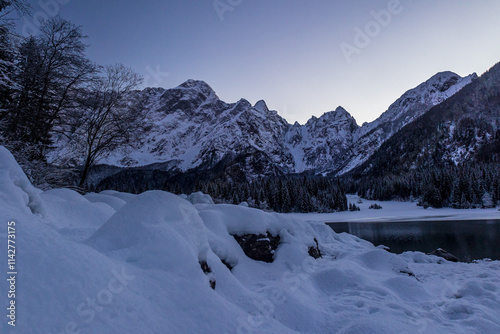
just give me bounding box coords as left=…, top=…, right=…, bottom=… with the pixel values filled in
left=187, top=191, right=215, bottom=205
left=87, top=191, right=209, bottom=271
left=84, top=193, right=127, bottom=211
left=40, top=189, right=115, bottom=241
left=43, top=188, right=90, bottom=203
left=0, top=146, right=45, bottom=215
left=99, top=190, right=137, bottom=202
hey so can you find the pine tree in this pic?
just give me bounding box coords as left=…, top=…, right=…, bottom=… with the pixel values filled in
left=4, top=17, right=96, bottom=156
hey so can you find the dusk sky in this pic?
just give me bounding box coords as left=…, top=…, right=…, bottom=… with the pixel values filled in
left=19, top=0, right=500, bottom=125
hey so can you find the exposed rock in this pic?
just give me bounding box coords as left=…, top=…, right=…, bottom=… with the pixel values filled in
left=221, top=259, right=234, bottom=271
left=308, top=238, right=322, bottom=259
left=199, top=260, right=211, bottom=274
left=199, top=260, right=216, bottom=289
left=233, top=232, right=281, bottom=263
left=428, top=248, right=459, bottom=262
left=399, top=269, right=419, bottom=281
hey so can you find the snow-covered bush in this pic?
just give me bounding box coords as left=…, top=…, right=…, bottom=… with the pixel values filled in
left=482, top=192, right=495, bottom=208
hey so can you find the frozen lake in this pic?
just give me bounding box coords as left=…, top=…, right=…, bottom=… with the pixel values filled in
left=328, top=219, right=500, bottom=262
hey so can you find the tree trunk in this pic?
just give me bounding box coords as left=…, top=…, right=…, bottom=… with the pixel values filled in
left=79, top=158, right=92, bottom=188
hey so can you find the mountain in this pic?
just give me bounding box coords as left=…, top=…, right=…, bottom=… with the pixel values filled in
left=285, top=72, right=476, bottom=175
left=285, top=107, right=359, bottom=173
left=350, top=63, right=500, bottom=178
left=99, top=80, right=294, bottom=178
left=48, top=71, right=478, bottom=183
left=334, top=72, right=477, bottom=175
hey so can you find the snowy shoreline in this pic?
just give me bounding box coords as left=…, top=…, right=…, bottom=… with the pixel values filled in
left=286, top=195, right=500, bottom=224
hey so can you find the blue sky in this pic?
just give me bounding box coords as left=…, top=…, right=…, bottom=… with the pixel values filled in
left=18, top=0, right=500, bottom=124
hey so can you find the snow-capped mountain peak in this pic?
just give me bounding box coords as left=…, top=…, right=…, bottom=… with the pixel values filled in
left=177, top=79, right=216, bottom=97
left=49, top=71, right=477, bottom=180
left=335, top=71, right=477, bottom=175
left=254, top=100, right=269, bottom=114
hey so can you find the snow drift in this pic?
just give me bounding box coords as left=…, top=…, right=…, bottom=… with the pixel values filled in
left=1, top=146, right=500, bottom=333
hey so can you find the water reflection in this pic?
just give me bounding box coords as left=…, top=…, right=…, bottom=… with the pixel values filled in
left=327, top=220, right=500, bottom=262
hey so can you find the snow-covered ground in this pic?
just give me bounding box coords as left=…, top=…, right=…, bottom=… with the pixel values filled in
left=287, top=195, right=500, bottom=224
left=1, top=146, right=500, bottom=333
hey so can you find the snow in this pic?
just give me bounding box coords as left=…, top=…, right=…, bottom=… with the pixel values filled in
left=1, top=146, right=500, bottom=333
left=188, top=191, right=215, bottom=205
left=84, top=193, right=127, bottom=211
left=285, top=107, right=357, bottom=173
left=41, top=189, right=115, bottom=242
left=287, top=195, right=500, bottom=223
left=0, top=146, right=45, bottom=216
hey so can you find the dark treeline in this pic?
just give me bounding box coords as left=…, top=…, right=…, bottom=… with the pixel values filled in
left=94, top=169, right=348, bottom=213
left=343, top=163, right=500, bottom=209
left=195, top=177, right=348, bottom=213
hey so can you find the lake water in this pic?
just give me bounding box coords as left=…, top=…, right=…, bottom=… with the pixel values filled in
left=327, top=219, right=500, bottom=262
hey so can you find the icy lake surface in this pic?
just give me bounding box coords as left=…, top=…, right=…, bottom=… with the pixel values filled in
left=328, top=220, right=500, bottom=262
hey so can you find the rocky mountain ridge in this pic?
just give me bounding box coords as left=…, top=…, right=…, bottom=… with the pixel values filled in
left=48, top=71, right=479, bottom=181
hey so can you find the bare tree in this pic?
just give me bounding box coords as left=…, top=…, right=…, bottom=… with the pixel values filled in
left=4, top=16, right=96, bottom=154
left=76, top=64, right=143, bottom=187
left=0, top=0, right=29, bottom=13
left=0, top=0, right=29, bottom=104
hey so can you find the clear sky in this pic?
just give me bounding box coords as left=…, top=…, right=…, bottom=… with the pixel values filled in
left=18, top=0, right=500, bottom=125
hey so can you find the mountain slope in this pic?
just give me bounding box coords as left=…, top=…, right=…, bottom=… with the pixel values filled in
left=334, top=72, right=477, bottom=175
left=105, top=80, right=294, bottom=174
left=351, top=63, right=500, bottom=178
left=48, top=71, right=478, bottom=183
left=285, top=107, right=359, bottom=173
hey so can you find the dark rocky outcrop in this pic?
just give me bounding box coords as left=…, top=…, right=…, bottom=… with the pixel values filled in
left=199, top=260, right=212, bottom=274
left=308, top=238, right=322, bottom=259
left=233, top=232, right=281, bottom=263
left=399, top=269, right=419, bottom=281
left=199, top=260, right=216, bottom=289
left=221, top=259, right=234, bottom=271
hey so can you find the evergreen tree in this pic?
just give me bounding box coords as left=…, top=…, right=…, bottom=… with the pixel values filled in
left=4, top=17, right=96, bottom=157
